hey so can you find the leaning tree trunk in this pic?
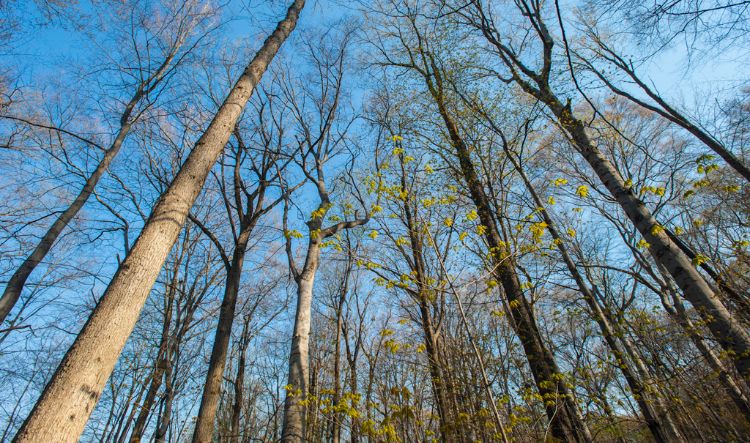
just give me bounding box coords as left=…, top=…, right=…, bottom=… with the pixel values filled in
left=429, top=85, right=591, bottom=442
left=13, top=2, right=305, bottom=441
left=473, top=0, right=750, bottom=386
left=282, top=239, right=321, bottom=443
left=0, top=43, right=183, bottom=325
left=0, top=97, right=136, bottom=325
left=537, top=90, right=750, bottom=384
left=507, top=151, right=682, bottom=442
left=654, top=263, right=750, bottom=421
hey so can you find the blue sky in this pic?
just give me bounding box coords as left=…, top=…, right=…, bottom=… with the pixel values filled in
left=2, top=0, right=748, bottom=435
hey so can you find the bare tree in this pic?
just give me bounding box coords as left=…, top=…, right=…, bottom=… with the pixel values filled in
left=0, top=0, right=213, bottom=324
left=13, top=1, right=305, bottom=441
left=280, top=29, right=374, bottom=441
left=190, top=91, right=299, bottom=443
left=573, top=20, right=750, bottom=182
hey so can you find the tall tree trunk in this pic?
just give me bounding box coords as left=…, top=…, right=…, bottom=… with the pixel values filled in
left=12, top=2, right=304, bottom=441
left=538, top=91, right=750, bottom=383
left=282, top=239, right=321, bottom=443
left=330, top=262, right=350, bottom=443
left=0, top=42, right=183, bottom=325
left=191, top=229, right=251, bottom=443
left=504, top=148, right=682, bottom=442
left=471, top=0, right=750, bottom=386
left=397, top=157, right=457, bottom=442
left=229, top=316, right=251, bottom=443
left=654, top=264, right=750, bottom=421
left=427, top=82, right=591, bottom=441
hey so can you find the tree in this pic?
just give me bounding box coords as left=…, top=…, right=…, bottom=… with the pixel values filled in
left=190, top=89, right=298, bottom=443
left=0, top=0, right=213, bottom=325
left=366, top=3, right=592, bottom=439
left=13, top=1, right=305, bottom=440
left=461, top=0, right=750, bottom=386
left=572, top=19, right=750, bottom=182
left=279, top=29, right=374, bottom=441
left=3, top=0, right=750, bottom=441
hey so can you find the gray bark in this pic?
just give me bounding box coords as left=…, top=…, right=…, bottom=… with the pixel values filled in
left=282, top=238, right=320, bottom=442
left=281, top=207, right=369, bottom=442
left=548, top=96, right=750, bottom=384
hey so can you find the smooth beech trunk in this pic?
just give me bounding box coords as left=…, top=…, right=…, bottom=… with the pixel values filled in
left=282, top=208, right=369, bottom=441
left=13, top=2, right=304, bottom=441
left=542, top=92, right=750, bottom=383
left=654, top=264, right=750, bottom=421
left=280, top=34, right=365, bottom=439
left=282, top=240, right=320, bottom=442
left=471, top=0, right=750, bottom=386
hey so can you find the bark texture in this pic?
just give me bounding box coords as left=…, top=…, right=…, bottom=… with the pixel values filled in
left=13, top=2, right=304, bottom=441
left=282, top=240, right=321, bottom=442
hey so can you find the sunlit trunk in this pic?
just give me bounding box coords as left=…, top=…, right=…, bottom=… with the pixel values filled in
left=13, top=2, right=304, bottom=440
